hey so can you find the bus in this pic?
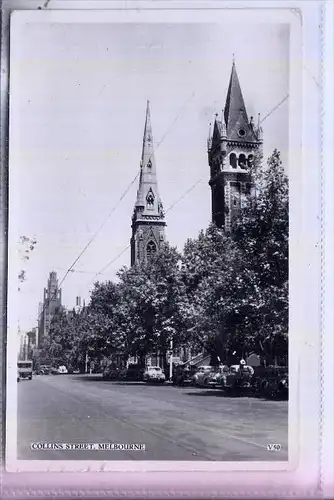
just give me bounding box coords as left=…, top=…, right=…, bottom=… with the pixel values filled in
left=17, top=360, right=33, bottom=382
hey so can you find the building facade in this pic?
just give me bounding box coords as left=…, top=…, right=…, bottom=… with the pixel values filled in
left=207, top=60, right=263, bottom=230
left=130, top=100, right=166, bottom=266
left=38, top=271, right=62, bottom=347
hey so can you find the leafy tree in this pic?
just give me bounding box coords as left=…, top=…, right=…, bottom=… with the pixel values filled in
left=179, top=150, right=288, bottom=365
left=38, top=150, right=288, bottom=369
left=115, top=243, right=187, bottom=367
left=230, top=149, right=288, bottom=362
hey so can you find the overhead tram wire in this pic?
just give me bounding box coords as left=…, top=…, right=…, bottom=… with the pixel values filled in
left=37, top=92, right=286, bottom=328
left=84, top=92, right=290, bottom=287
left=88, top=178, right=204, bottom=286
left=66, top=92, right=196, bottom=278
left=87, top=93, right=290, bottom=286
left=259, top=94, right=289, bottom=124
left=33, top=172, right=141, bottom=327
left=33, top=94, right=197, bottom=329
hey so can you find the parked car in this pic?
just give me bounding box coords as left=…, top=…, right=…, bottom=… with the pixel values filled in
left=254, top=366, right=288, bottom=399
left=58, top=365, right=68, bottom=374
left=172, top=364, right=198, bottom=386
left=123, top=364, right=145, bottom=381
left=102, top=364, right=121, bottom=380
left=17, top=360, right=33, bottom=381
left=50, top=367, right=59, bottom=375
left=203, top=365, right=228, bottom=388
left=192, top=365, right=213, bottom=386
left=38, top=365, right=51, bottom=375
left=221, top=364, right=254, bottom=394
left=143, top=366, right=166, bottom=384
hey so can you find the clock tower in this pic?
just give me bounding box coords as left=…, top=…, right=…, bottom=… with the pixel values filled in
left=130, top=101, right=166, bottom=266
left=207, top=60, right=263, bottom=230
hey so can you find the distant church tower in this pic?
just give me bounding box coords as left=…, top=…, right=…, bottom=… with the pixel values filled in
left=131, top=101, right=166, bottom=266
left=207, top=60, right=263, bottom=230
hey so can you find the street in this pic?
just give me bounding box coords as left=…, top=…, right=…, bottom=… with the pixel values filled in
left=17, top=374, right=288, bottom=461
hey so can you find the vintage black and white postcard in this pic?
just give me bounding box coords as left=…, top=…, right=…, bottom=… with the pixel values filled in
left=1, top=0, right=332, bottom=498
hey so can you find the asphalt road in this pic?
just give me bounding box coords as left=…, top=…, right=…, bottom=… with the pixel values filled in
left=17, top=374, right=288, bottom=461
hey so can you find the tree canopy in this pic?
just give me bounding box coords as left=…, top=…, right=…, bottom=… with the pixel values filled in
left=36, top=149, right=288, bottom=369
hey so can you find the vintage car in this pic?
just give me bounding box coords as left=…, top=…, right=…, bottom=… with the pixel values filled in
left=221, top=364, right=254, bottom=394
left=143, top=366, right=166, bottom=384
left=102, top=364, right=121, bottom=381
left=35, top=365, right=50, bottom=375
left=254, top=366, right=289, bottom=399
left=58, top=365, right=68, bottom=374
left=192, top=365, right=213, bottom=386
left=50, top=367, right=60, bottom=375
left=17, top=360, right=33, bottom=381
left=172, top=364, right=198, bottom=386
left=122, top=364, right=145, bottom=381
left=203, top=365, right=229, bottom=388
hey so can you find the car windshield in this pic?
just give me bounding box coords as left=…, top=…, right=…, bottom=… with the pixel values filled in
left=17, top=362, right=32, bottom=368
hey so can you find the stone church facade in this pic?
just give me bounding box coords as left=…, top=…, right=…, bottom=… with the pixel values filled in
left=130, top=100, right=166, bottom=266
left=128, top=63, right=263, bottom=371
left=207, top=60, right=263, bottom=230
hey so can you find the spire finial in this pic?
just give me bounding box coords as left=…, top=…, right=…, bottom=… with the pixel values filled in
left=257, top=112, right=261, bottom=127
left=208, top=121, right=212, bottom=137
left=232, top=53, right=235, bottom=65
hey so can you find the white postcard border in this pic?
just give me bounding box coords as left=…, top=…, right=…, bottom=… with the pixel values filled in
left=1, top=0, right=328, bottom=497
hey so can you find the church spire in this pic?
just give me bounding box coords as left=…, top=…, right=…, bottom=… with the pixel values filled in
left=208, top=60, right=262, bottom=230
left=224, top=60, right=248, bottom=133
left=141, top=100, right=155, bottom=171
left=131, top=101, right=166, bottom=267
left=135, top=100, right=162, bottom=213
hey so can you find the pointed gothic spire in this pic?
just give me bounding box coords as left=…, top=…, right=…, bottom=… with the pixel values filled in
left=257, top=113, right=263, bottom=140
left=141, top=100, right=156, bottom=170
left=207, top=122, right=212, bottom=150
left=224, top=60, right=248, bottom=133
left=221, top=108, right=227, bottom=137
left=134, top=101, right=164, bottom=219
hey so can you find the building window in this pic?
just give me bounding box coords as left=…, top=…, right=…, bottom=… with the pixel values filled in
left=229, top=153, right=237, bottom=169
left=147, top=159, right=152, bottom=169
left=238, top=154, right=246, bottom=169
left=247, top=154, right=254, bottom=167
left=147, top=241, right=157, bottom=260
left=146, top=188, right=155, bottom=208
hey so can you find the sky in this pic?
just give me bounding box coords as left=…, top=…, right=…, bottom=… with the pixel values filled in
left=9, top=21, right=290, bottom=332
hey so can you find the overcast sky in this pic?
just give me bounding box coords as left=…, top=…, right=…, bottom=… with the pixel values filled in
left=9, top=21, right=290, bottom=332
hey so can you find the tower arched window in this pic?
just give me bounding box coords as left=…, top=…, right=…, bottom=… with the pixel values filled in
left=247, top=154, right=254, bottom=168
left=147, top=159, right=152, bottom=170
left=229, top=153, right=237, bottom=169
left=147, top=240, right=157, bottom=260
left=238, top=154, right=246, bottom=169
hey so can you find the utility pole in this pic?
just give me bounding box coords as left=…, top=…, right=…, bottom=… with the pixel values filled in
left=169, top=338, right=173, bottom=381
left=85, top=352, right=88, bottom=374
